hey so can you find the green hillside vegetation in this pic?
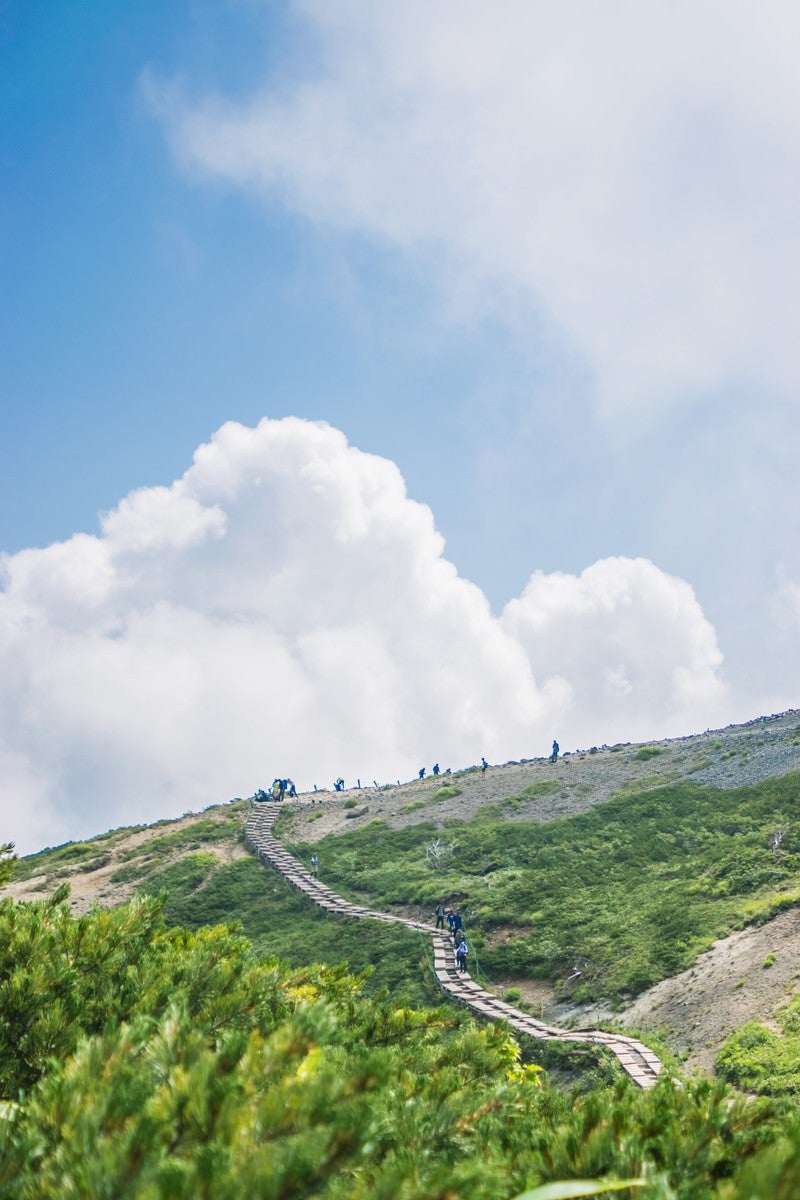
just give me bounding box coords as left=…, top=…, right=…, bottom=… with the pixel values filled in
left=5, top=884, right=800, bottom=1198
left=284, top=773, right=800, bottom=1004
left=15, top=768, right=800, bottom=1101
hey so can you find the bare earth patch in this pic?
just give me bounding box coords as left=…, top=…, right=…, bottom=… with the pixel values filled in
left=602, top=907, right=800, bottom=1074
left=1, top=809, right=248, bottom=916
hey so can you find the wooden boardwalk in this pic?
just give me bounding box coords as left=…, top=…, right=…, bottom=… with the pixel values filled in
left=245, top=804, right=662, bottom=1089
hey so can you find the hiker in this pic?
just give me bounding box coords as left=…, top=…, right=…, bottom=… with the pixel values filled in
left=432, top=763, right=440, bottom=776
left=447, top=911, right=457, bottom=934
left=455, top=940, right=468, bottom=973
left=550, top=740, right=559, bottom=764
left=271, top=779, right=282, bottom=801
left=286, top=779, right=297, bottom=798
left=481, top=756, right=488, bottom=773
left=435, top=901, right=446, bottom=929
left=454, top=929, right=465, bottom=948
left=278, top=779, right=287, bottom=801
left=452, top=910, right=464, bottom=940
left=418, top=767, right=426, bottom=779
left=310, top=854, right=319, bottom=876
left=334, top=777, right=345, bottom=792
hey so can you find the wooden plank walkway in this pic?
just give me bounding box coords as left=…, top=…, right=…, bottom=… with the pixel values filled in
left=245, top=804, right=662, bottom=1089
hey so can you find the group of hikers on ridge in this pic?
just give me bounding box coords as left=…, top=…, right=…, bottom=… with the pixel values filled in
left=418, top=763, right=451, bottom=779
left=271, top=778, right=297, bottom=801
left=257, top=740, right=560, bottom=801
left=435, top=901, right=469, bottom=973
left=253, top=778, right=296, bottom=803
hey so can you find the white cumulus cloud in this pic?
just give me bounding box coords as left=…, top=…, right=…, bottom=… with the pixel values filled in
left=502, top=558, right=728, bottom=744
left=0, top=418, right=732, bottom=854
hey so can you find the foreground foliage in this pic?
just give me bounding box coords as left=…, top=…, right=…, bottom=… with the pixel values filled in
left=3, top=893, right=800, bottom=1197
left=717, top=992, right=800, bottom=1095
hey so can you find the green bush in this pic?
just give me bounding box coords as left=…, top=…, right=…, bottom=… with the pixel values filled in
left=429, top=785, right=462, bottom=803
left=633, top=746, right=664, bottom=762
left=521, top=781, right=560, bottom=799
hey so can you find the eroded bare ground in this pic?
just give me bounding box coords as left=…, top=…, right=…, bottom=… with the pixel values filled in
left=602, top=908, right=800, bottom=1074
left=4, top=709, right=800, bottom=1073
left=2, top=807, right=248, bottom=916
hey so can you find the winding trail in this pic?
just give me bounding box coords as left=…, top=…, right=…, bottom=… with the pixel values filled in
left=245, top=804, right=662, bottom=1088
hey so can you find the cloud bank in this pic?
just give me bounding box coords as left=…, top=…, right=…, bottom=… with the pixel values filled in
left=1, top=418, right=729, bottom=853
left=149, top=1, right=800, bottom=414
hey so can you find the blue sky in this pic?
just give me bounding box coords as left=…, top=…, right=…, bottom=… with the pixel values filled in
left=2, top=2, right=525, bottom=589
left=2, top=3, right=800, bottom=851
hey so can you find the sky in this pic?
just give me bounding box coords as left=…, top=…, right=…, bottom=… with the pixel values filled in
left=2, top=2, right=799, bottom=854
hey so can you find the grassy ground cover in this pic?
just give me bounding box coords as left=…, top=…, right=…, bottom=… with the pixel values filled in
left=284, top=773, right=800, bottom=1003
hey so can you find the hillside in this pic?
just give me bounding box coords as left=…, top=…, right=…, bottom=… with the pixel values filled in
left=5, top=708, right=800, bottom=1080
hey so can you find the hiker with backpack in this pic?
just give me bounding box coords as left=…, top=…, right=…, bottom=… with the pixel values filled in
left=455, top=940, right=468, bottom=973
left=435, top=901, right=446, bottom=929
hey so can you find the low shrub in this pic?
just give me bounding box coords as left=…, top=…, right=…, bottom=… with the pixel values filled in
left=430, top=786, right=462, bottom=803
left=633, top=746, right=664, bottom=762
